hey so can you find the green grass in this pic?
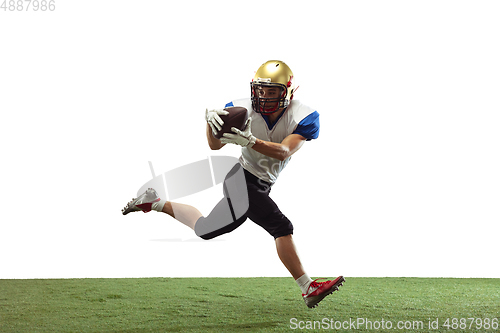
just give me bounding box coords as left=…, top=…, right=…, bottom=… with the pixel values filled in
left=1, top=278, right=499, bottom=332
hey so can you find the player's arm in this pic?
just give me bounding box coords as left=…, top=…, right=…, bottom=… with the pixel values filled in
left=206, top=122, right=226, bottom=150
left=253, top=111, right=320, bottom=159
left=251, top=134, right=306, bottom=161
left=221, top=118, right=311, bottom=160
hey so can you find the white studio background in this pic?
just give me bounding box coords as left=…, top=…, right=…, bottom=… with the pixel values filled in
left=0, top=0, right=499, bottom=279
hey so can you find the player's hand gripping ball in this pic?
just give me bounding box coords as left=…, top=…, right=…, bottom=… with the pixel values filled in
left=206, top=107, right=248, bottom=139
left=220, top=117, right=256, bottom=148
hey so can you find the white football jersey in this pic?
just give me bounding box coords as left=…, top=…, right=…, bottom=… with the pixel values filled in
left=225, top=98, right=320, bottom=184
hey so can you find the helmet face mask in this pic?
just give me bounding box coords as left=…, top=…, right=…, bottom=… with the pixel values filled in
left=250, top=81, right=287, bottom=114
left=250, top=60, right=294, bottom=115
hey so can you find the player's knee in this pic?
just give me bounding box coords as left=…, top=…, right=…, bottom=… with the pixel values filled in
left=273, top=228, right=294, bottom=239
left=195, top=229, right=215, bottom=240
left=278, top=215, right=294, bottom=236
left=272, top=219, right=294, bottom=239
left=194, top=218, right=213, bottom=240
left=194, top=216, right=247, bottom=240
left=197, top=233, right=214, bottom=240
left=274, top=231, right=293, bottom=239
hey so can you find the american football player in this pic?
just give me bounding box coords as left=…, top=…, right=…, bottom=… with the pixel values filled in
left=122, top=60, right=344, bottom=308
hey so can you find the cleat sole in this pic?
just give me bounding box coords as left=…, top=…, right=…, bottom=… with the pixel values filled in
left=305, top=276, right=345, bottom=309
left=121, top=188, right=160, bottom=215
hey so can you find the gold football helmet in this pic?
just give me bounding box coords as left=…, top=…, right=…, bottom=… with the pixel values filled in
left=251, top=60, right=295, bottom=114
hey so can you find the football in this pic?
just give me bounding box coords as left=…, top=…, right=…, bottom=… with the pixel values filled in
left=213, top=106, right=248, bottom=139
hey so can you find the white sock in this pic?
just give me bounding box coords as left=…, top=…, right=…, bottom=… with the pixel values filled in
left=296, top=273, right=313, bottom=294
left=152, top=199, right=167, bottom=212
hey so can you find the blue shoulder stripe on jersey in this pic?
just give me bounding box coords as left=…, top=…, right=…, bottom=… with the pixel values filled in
left=293, top=111, right=320, bottom=140
left=225, top=101, right=234, bottom=108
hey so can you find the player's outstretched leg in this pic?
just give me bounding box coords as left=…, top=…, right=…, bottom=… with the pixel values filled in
left=161, top=201, right=202, bottom=230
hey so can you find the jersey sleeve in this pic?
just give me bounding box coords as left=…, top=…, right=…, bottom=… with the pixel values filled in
left=293, top=111, right=320, bottom=140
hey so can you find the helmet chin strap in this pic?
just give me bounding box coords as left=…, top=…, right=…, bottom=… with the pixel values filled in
left=260, top=102, right=287, bottom=115
left=261, top=110, right=279, bottom=115
left=258, top=100, right=281, bottom=114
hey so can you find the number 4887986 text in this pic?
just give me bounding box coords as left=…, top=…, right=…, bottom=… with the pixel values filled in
left=1, top=0, right=55, bottom=11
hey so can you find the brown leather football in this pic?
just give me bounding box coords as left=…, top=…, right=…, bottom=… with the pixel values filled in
left=213, top=106, right=248, bottom=139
